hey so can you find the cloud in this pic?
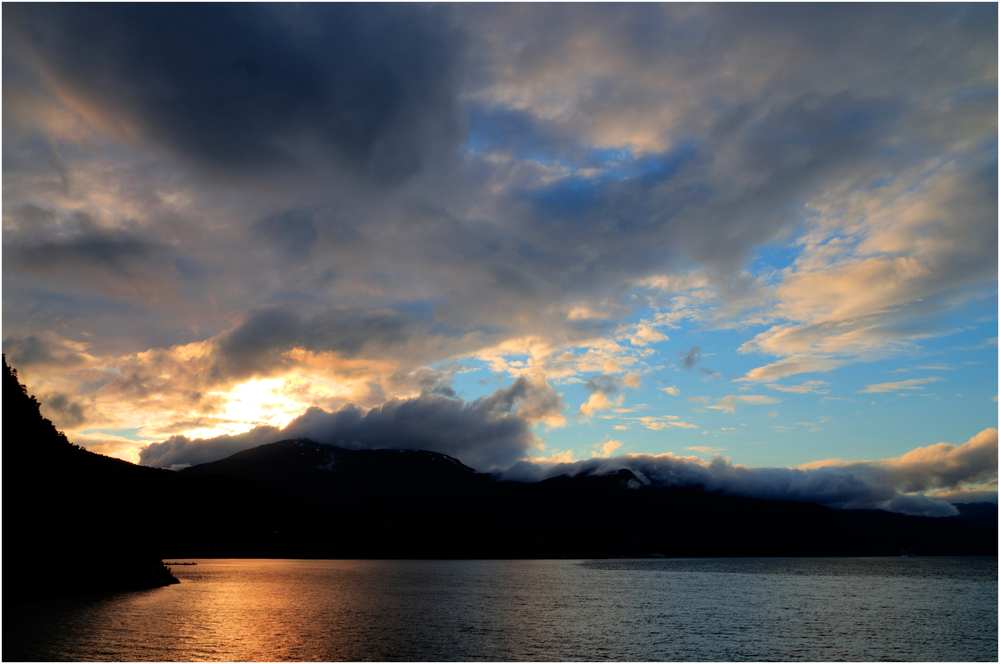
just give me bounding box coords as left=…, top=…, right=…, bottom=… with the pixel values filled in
left=739, top=358, right=845, bottom=383
left=3, top=4, right=994, bottom=487
left=621, top=371, right=641, bottom=389
left=39, top=391, right=88, bottom=429
left=4, top=208, right=179, bottom=304
left=685, top=446, right=726, bottom=455
left=624, top=323, right=669, bottom=347
left=679, top=347, right=702, bottom=369
left=592, top=438, right=624, bottom=458
left=579, top=372, right=643, bottom=416
left=765, top=380, right=830, bottom=394
left=632, top=416, right=698, bottom=431
left=140, top=377, right=559, bottom=472
left=924, top=488, right=998, bottom=505
left=860, top=377, right=943, bottom=394
left=739, top=160, right=997, bottom=381
left=706, top=395, right=781, bottom=414
left=2, top=332, right=92, bottom=369
left=480, top=374, right=567, bottom=428
left=583, top=374, right=620, bottom=396
left=504, top=429, right=998, bottom=516
left=580, top=392, right=624, bottom=418
left=5, top=4, right=464, bottom=185
left=660, top=386, right=680, bottom=396
left=138, top=426, right=283, bottom=472
left=881, top=428, right=998, bottom=493
left=214, top=306, right=419, bottom=380
left=16, top=223, right=170, bottom=277
left=527, top=450, right=576, bottom=465
left=255, top=209, right=319, bottom=260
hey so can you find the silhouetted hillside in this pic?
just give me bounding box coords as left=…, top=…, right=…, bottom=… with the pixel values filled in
left=3, top=356, right=177, bottom=595
left=5, top=357, right=996, bottom=570
left=183, top=439, right=491, bottom=514
left=2, top=357, right=319, bottom=595
left=180, top=438, right=998, bottom=559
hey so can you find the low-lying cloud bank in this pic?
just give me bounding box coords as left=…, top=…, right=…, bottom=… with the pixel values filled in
left=141, top=392, right=997, bottom=517
left=504, top=429, right=999, bottom=517
left=139, top=376, right=562, bottom=472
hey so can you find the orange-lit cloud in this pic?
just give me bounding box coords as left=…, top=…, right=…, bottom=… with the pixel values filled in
left=860, top=377, right=943, bottom=394
left=706, top=395, right=781, bottom=414
left=738, top=163, right=996, bottom=381
left=580, top=392, right=624, bottom=417
left=3, top=4, right=994, bottom=483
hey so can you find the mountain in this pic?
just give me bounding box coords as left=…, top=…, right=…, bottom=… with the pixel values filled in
left=5, top=356, right=995, bottom=571
left=182, top=439, right=488, bottom=511
left=179, top=437, right=998, bottom=559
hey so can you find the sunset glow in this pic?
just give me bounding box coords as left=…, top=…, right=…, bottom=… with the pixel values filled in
left=179, top=378, right=308, bottom=440
left=3, top=3, right=996, bottom=512
left=4, top=9, right=997, bottom=664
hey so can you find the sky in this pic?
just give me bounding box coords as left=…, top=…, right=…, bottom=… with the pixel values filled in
left=3, top=4, right=997, bottom=515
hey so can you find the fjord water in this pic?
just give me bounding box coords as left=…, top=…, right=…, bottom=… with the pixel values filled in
left=5, top=558, right=996, bottom=662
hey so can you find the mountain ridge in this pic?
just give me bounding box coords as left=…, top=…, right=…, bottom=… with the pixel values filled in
left=175, top=436, right=998, bottom=559
left=5, top=357, right=996, bottom=571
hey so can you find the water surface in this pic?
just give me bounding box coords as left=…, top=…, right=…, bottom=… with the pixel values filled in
left=5, top=557, right=996, bottom=661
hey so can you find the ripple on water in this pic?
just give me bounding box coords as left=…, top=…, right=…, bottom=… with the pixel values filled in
left=3, top=557, right=996, bottom=661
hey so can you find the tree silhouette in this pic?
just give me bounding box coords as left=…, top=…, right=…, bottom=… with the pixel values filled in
left=3, top=353, right=83, bottom=463
left=3, top=354, right=177, bottom=597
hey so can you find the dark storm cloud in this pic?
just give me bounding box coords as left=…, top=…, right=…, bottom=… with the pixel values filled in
left=138, top=426, right=283, bottom=471
left=708, top=3, right=994, bottom=67
left=1, top=334, right=87, bottom=368
left=430, top=384, right=456, bottom=398
left=39, top=391, right=87, bottom=429
left=5, top=3, right=464, bottom=184
left=445, top=3, right=995, bottom=313
left=282, top=394, right=534, bottom=471
left=388, top=92, right=892, bottom=319
left=141, top=381, right=550, bottom=472
left=256, top=210, right=319, bottom=260
left=6, top=203, right=56, bottom=228
left=4, top=205, right=168, bottom=272
left=478, top=375, right=566, bottom=426
left=411, top=366, right=459, bottom=398
left=16, top=227, right=169, bottom=277
left=4, top=3, right=995, bottom=480
left=507, top=95, right=900, bottom=284
left=4, top=209, right=179, bottom=310
left=211, top=306, right=414, bottom=381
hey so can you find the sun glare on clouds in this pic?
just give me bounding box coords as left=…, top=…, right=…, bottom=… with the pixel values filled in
left=179, top=378, right=307, bottom=440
